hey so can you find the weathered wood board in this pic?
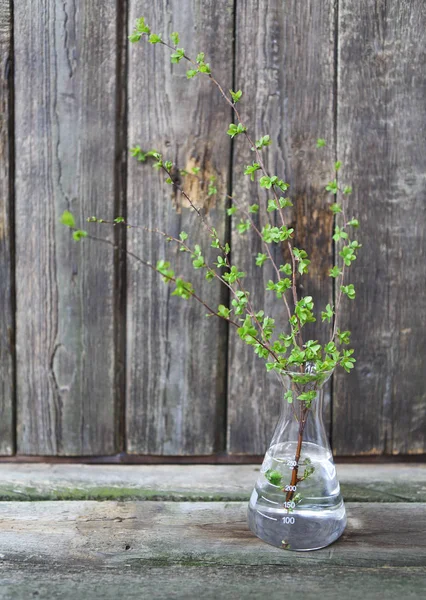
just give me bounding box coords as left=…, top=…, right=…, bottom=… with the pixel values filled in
left=334, top=0, right=426, bottom=454
left=0, top=501, right=425, bottom=599
left=1, top=1, right=426, bottom=458
left=126, top=1, right=234, bottom=454
left=13, top=0, right=120, bottom=454
left=0, top=463, right=425, bottom=502
left=0, top=0, right=14, bottom=455
left=227, top=0, right=336, bottom=454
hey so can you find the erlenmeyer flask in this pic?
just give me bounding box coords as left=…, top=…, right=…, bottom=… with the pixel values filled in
left=248, top=368, right=346, bottom=551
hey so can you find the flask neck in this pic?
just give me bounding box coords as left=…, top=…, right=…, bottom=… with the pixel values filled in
left=269, top=371, right=331, bottom=451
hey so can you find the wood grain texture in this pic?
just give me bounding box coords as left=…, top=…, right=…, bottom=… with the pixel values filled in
left=1, top=566, right=425, bottom=600
left=0, top=501, right=426, bottom=599
left=227, top=0, right=336, bottom=454
left=13, top=1, right=120, bottom=454
left=126, top=2, right=234, bottom=454
left=0, top=0, right=14, bottom=455
left=0, top=463, right=425, bottom=501
left=334, top=0, right=426, bottom=454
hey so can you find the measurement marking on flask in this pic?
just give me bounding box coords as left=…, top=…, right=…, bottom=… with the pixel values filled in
left=284, top=485, right=297, bottom=492
left=286, top=460, right=298, bottom=468
left=283, top=501, right=295, bottom=509
left=282, top=516, right=295, bottom=525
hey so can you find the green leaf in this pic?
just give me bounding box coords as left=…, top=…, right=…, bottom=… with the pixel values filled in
left=72, top=229, right=87, bottom=241
left=256, top=253, right=268, bottom=267
left=254, top=135, right=271, bottom=150
left=279, top=263, right=292, bottom=275
left=321, top=303, right=334, bottom=323
left=259, top=175, right=289, bottom=191
left=326, top=179, right=339, bottom=194
left=196, top=52, right=205, bottom=64
left=329, top=265, right=343, bottom=278
left=114, top=216, right=125, bottom=224
left=227, top=206, right=237, bottom=216
left=297, top=390, right=317, bottom=407
left=343, top=186, right=353, bottom=195
left=129, top=32, right=142, bottom=43
left=230, top=89, right=242, bottom=103
left=208, top=176, right=218, bottom=196
left=248, top=203, right=259, bottom=213
left=237, top=220, right=250, bottom=234
left=237, top=315, right=258, bottom=344
left=348, top=218, right=359, bottom=228
left=341, top=283, right=356, bottom=300
left=171, top=48, right=185, bottom=63
left=339, top=245, right=357, bottom=266
left=284, top=390, right=293, bottom=404
left=335, top=161, right=342, bottom=171
left=231, top=290, right=249, bottom=315
left=279, top=197, right=293, bottom=208
left=135, top=17, right=150, bottom=34
left=198, top=62, right=211, bottom=74
left=227, top=123, right=247, bottom=138
left=223, top=265, right=246, bottom=284
left=172, top=278, right=194, bottom=300
left=316, top=138, right=326, bottom=148
left=217, top=304, right=231, bottom=319
left=325, top=342, right=337, bottom=354
left=61, top=210, right=75, bottom=228
left=333, top=225, right=348, bottom=242
left=186, top=69, right=198, bottom=79
left=179, top=231, right=188, bottom=242
left=262, top=224, right=294, bottom=243
left=267, top=199, right=278, bottom=212
left=265, top=469, right=282, bottom=485
left=215, top=256, right=226, bottom=269
left=148, top=33, right=162, bottom=44
left=337, top=329, right=351, bottom=345
left=330, top=203, right=342, bottom=214
left=170, top=31, right=179, bottom=45
left=295, top=296, right=316, bottom=326
left=243, top=162, right=260, bottom=181
left=340, top=349, right=356, bottom=372
left=156, top=260, right=175, bottom=282
left=192, top=245, right=205, bottom=269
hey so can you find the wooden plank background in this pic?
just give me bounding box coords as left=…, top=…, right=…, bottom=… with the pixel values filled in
left=333, top=0, right=426, bottom=455
left=126, top=0, right=233, bottom=455
left=0, top=0, right=425, bottom=457
left=13, top=0, right=120, bottom=455
left=0, top=0, right=14, bottom=455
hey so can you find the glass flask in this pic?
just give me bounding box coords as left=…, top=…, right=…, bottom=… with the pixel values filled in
left=247, top=368, right=346, bottom=551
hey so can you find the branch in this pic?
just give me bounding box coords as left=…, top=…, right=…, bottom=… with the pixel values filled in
left=75, top=229, right=280, bottom=363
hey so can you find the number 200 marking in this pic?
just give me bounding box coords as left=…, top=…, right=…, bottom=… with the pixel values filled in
left=283, top=516, right=295, bottom=524
left=285, top=485, right=297, bottom=492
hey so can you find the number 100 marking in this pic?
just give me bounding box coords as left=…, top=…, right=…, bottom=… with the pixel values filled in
left=283, top=516, right=295, bottom=525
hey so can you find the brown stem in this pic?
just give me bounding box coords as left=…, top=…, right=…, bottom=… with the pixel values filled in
left=285, top=405, right=309, bottom=503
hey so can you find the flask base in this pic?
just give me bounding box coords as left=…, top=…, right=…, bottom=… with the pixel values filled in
left=247, top=501, right=347, bottom=551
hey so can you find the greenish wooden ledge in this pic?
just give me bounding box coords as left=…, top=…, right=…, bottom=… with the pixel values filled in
left=0, top=501, right=425, bottom=600
left=0, top=464, right=425, bottom=502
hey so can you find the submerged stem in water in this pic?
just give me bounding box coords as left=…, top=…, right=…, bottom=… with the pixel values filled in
left=285, top=404, right=310, bottom=502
